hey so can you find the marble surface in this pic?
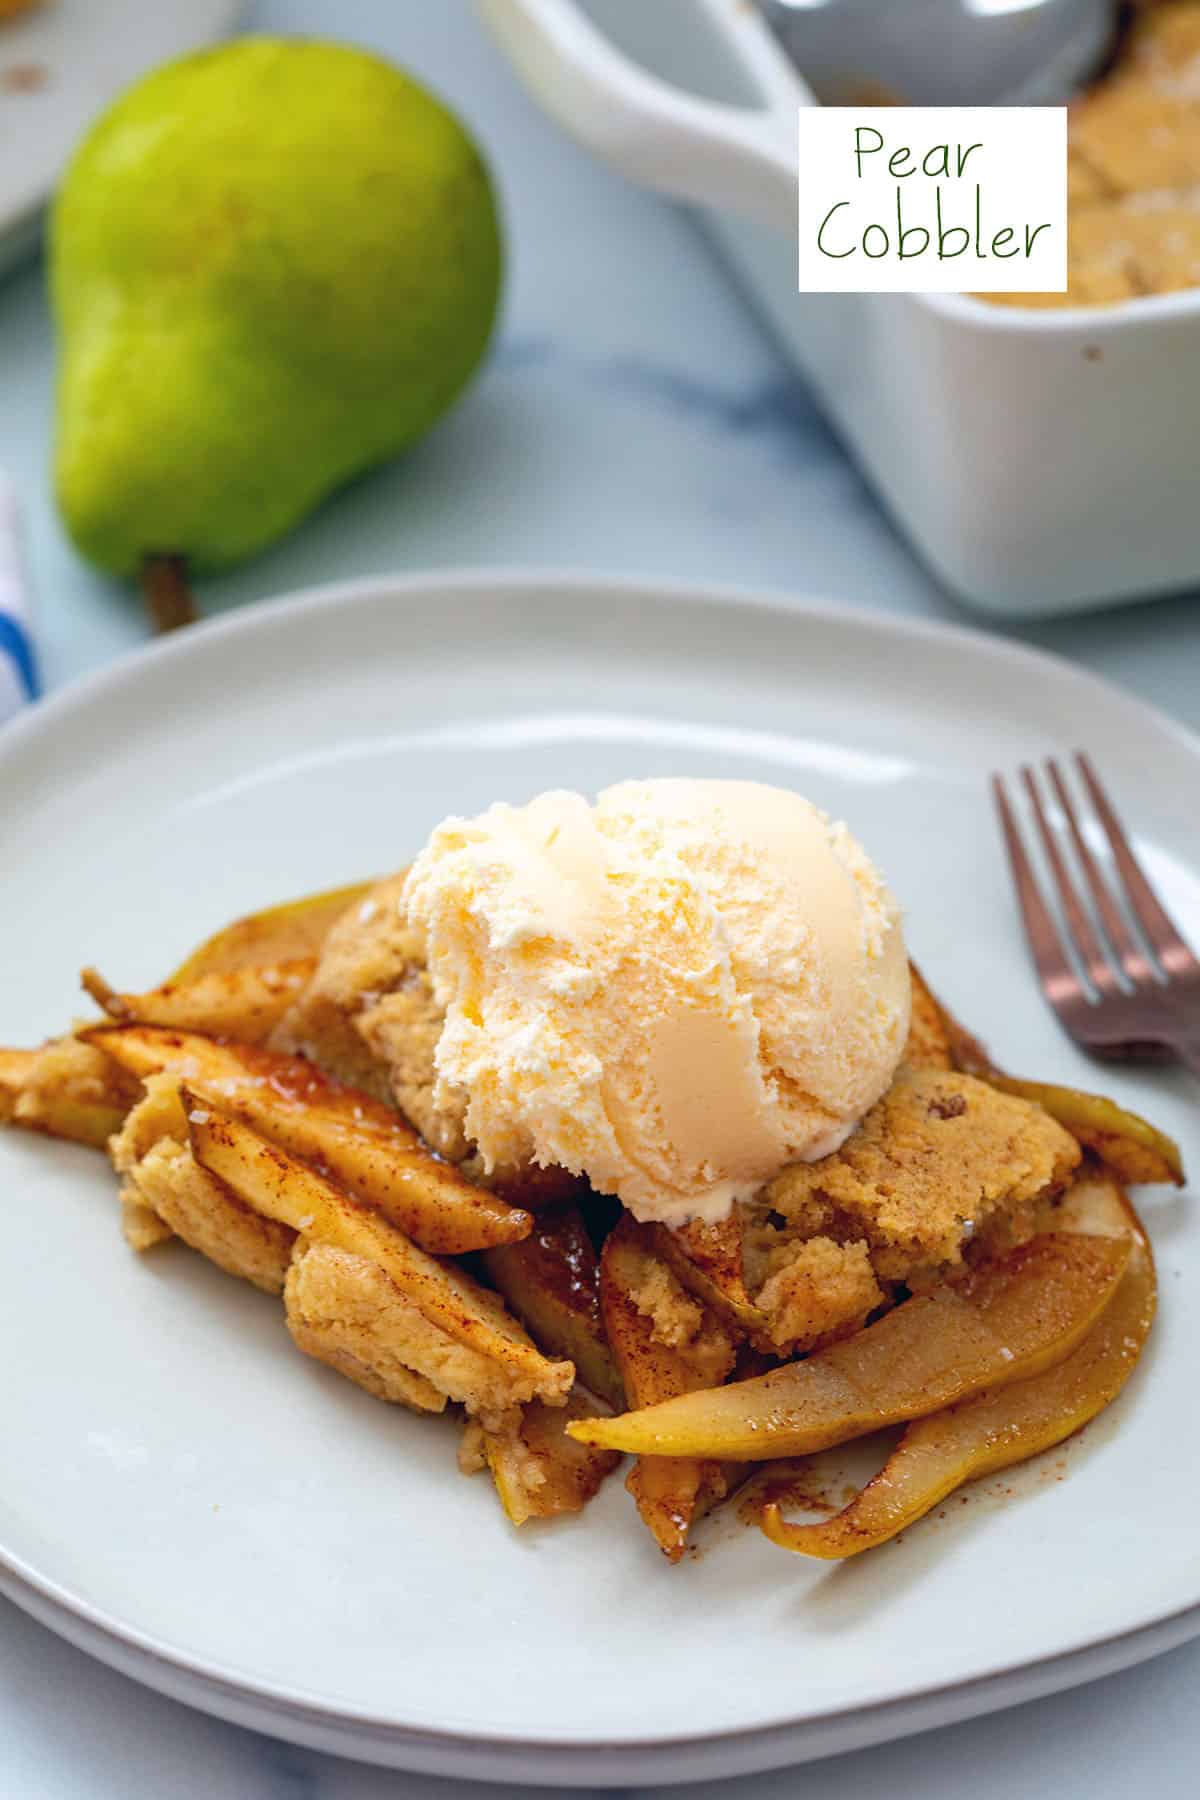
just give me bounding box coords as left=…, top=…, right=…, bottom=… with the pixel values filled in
left=1, top=1, right=1198, bottom=1794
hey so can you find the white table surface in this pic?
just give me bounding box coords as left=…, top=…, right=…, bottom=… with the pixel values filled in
left=2, top=2, right=1198, bottom=1795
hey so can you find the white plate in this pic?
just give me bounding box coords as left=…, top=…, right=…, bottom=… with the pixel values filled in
left=0, top=0, right=240, bottom=275
left=1, top=572, right=1197, bottom=1788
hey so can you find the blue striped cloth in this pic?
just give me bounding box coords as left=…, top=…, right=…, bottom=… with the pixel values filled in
left=0, top=472, right=39, bottom=724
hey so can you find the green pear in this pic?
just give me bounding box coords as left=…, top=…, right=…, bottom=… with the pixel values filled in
left=51, top=38, right=503, bottom=580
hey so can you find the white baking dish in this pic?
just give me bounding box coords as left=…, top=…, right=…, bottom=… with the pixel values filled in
left=479, top=0, right=1200, bottom=618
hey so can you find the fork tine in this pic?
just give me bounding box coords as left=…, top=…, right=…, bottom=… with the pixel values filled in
left=992, top=774, right=1085, bottom=1010
left=1044, top=759, right=1155, bottom=989
left=1076, top=752, right=1200, bottom=980
left=1021, top=765, right=1119, bottom=995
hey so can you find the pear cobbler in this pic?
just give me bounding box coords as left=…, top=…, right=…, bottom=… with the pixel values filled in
left=990, top=1, right=1200, bottom=308
left=1, top=781, right=1178, bottom=1562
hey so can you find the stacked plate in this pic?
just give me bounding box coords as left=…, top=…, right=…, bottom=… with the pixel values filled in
left=0, top=0, right=240, bottom=276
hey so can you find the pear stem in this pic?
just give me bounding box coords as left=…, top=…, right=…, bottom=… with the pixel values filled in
left=141, top=555, right=196, bottom=634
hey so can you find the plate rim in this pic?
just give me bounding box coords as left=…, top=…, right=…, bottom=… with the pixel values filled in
left=3, top=566, right=1198, bottom=1781
left=6, top=564, right=1200, bottom=769
left=3, top=1558, right=1200, bottom=1784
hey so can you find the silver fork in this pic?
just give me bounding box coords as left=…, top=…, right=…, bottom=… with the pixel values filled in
left=993, top=752, right=1200, bottom=1077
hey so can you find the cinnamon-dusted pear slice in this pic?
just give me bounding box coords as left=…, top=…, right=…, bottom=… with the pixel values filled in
left=921, top=978, right=1183, bottom=1186
left=187, top=1098, right=571, bottom=1410
left=124, top=1141, right=296, bottom=1293
left=760, top=1172, right=1154, bottom=1557
left=986, top=1077, right=1183, bottom=1188
left=484, top=1200, right=623, bottom=1409
left=601, top=1214, right=737, bottom=1562
left=82, top=960, right=316, bottom=1045
left=284, top=1239, right=451, bottom=1414
left=1, top=884, right=369, bottom=1148
left=568, top=1231, right=1129, bottom=1460
left=87, top=1025, right=531, bottom=1254
left=475, top=1393, right=622, bottom=1527
left=651, top=1211, right=775, bottom=1351
left=0, top=1039, right=137, bottom=1149
left=171, top=881, right=375, bottom=980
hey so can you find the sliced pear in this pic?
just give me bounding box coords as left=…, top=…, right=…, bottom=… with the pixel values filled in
left=187, top=1097, right=572, bottom=1409
left=651, top=1212, right=774, bottom=1350
left=919, top=976, right=1183, bottom=1186
left=82, top=959, right=316, bottom=1045
left=484, top=1200, right=623, bottom=1409
left=171, top=881, right=374, bottom=980
left=9, top=1088, right=126, bottom=1151
left=601, top=1214, right=737, bottom=1562
left=760, top=1173, right=1154, bottom=1556
left=284, top=1239, right=452, bottom=1414
left=125, top=1140, right=296, bottom=1294
left=624, top=1454, right=739, bottom=1560
left=568, top=1231, right=1129, bottom=1460
left=987, top=1076, right=1183, bottom=1188
left=0, top=1039, right=136, bottom=1149
left=87, top=1024, right=531, bottom=1254
left=487, top=1164, right=591, bottom=1213
left=478, top=1392, right=622, bottom=1526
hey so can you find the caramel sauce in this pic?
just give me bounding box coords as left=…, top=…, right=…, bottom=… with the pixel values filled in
left=523, top=1207, right=603, bottom=1322
left=737, top=1462, right=840, bottom=1526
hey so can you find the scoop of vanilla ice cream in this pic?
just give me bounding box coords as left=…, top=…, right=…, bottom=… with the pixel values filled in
left=403, top=779, right=910, bottom=1226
